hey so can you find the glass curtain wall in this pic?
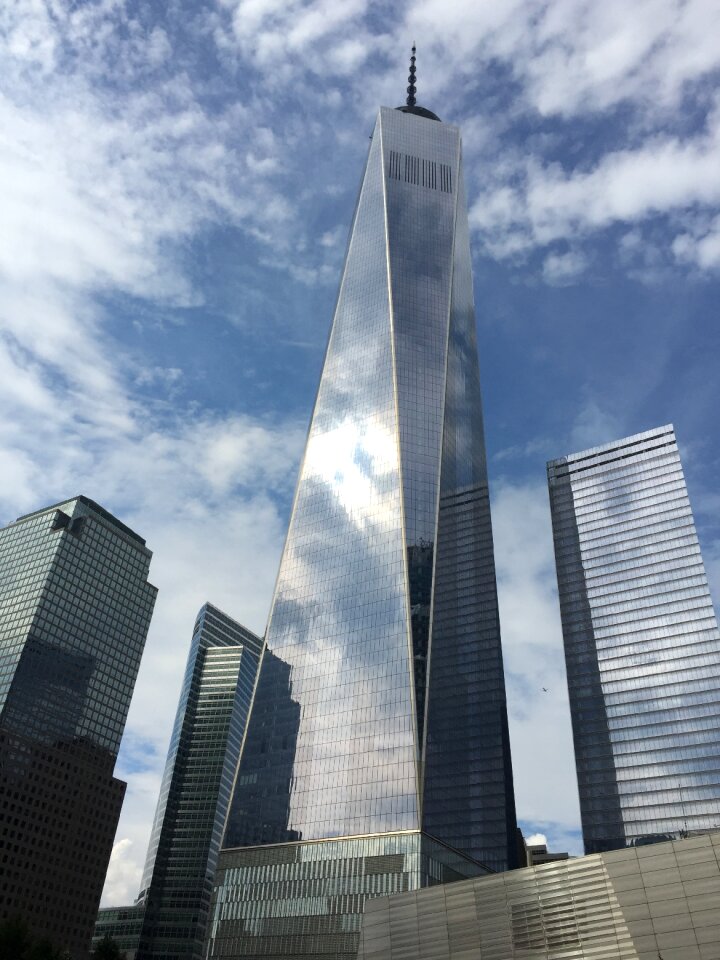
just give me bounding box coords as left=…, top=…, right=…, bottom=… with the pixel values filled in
left=211, top=99, right=517, bottom=960
left=548, top=425, right=720, bottom=852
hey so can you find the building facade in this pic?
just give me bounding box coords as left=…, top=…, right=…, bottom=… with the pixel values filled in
left=548, top=425, right=720, bottom=853
left=210, top=834, right=489, bottom=959
left=207, top=80, right=517, bottom=960
left=0, top=496, right=157, bottom=958
left=357, top=830, right=720, bottom=960
left=92, top=905, right=145, bottom=960
left=517, top=830, right=570, bottom=867
left=93, top=604, right=262, bottom=960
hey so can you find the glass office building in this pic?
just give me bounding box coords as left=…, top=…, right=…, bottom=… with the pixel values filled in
left=208, top=87, right=517, bottom=960
left=0, top=496, right=157, bottom=958
left=94, top=604, right=262, bottom=960
left=548, top=425, right=720, bottom=853
left=92, top=905, right=145, bottom=960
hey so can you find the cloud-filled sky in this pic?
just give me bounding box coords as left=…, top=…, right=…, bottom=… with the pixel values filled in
left=1, top=0, right=719, bottom=904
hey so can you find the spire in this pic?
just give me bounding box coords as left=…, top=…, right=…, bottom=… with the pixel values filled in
left=396, top=42, right=441, bottom=121
left=406, top=43, right=417, bottom=107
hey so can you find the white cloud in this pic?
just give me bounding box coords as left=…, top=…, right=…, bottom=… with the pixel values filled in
left=673, top=214, right=720, bottom=270
left=398, top=0, right=720, bottom=275
left=135, top=367, right=183, bottom=389
left=569, top=400, right=623, bottom=453
left=205, top=0, right=720, bottom=279
left=102, top=760, right=165, bottom=905
left=522, top=0, right=719, bottom=117
left=520, top=822, right=584, bottom=856
left=492, top=480, right=581, bottom=832
left=220, top=0, right=373, bottom=73
left=530, top=116, right=720, bottom=236
left=1, top=0, right=58, bottom=70
left=407, top=0, right=720, bottom=117
left=543, top=249, right=588, bottom=285
left=617, top=228, right=673, bottom=282
left=494, top=436, right=551, bottom=463
left=408, top=0, right=530, bottom=77
left=103, top=838, right=143, bottom=908
left=469, top=102, right=720, bottom=268
left=0, top=86, right=292, bottom=300
left=525, top=832, right=548, bottom=847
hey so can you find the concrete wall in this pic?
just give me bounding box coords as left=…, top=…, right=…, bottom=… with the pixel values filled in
left=358, top=832, right=720, bottom=960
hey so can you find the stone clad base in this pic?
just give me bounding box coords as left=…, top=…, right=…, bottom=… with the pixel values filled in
left=0, top=732, right=125, bottom=960
left=358, top=831, right=720, bottom=960
left=207, top=831, right=489, bottom=960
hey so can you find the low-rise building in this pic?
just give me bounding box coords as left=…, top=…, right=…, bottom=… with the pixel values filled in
left=358, top=831, right=720, bottom=960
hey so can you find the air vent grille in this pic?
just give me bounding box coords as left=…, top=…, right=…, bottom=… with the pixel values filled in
left=388, top=150, right=452, bottom=193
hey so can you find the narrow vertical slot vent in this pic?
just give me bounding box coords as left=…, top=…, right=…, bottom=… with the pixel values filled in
left=387, top=151, right=452, bottom=193
left=439, top=164, right=452, bottom=193
left=388, top=150, right=402, bottom=181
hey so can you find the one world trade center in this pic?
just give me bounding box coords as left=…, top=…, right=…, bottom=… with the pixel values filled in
left=208, top=51, right=518, bottom=960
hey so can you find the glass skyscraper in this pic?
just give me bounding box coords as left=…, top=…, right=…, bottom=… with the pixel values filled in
left=0, top=496, right=157, bottom=958
left=548, top=425, right=720, bottom=853
left=93, top=604, right=263, bottom=960
left=207, top=79, right=517, bottom=960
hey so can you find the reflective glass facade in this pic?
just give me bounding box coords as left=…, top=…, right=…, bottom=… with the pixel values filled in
left=93, top=905, right=145, bottom=960
left=0, top=496, right=157, bottom=958
left=95, top=604, right=262, bottom=960
left=548, top=426, right=720, bottom=853
left=208, top=832, right=489, bottom=960
left=225, top=104, right=516, bottom=868
left=213, top=102, right=516, bottom=959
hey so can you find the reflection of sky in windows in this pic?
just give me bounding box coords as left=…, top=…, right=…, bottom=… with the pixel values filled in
left=224, top=108, right=516, bottom=869
left=549, top=426, right=720, bottom=851
left=138, top=604, right=261, bottom=957
left=229, top=125, right=418, bottom=842
left=0, top=497, right=157, bottom=758
left=208, top=832, right=489, bottom=959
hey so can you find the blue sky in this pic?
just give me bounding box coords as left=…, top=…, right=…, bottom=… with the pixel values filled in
left=1, top=0, right=719, bottom=903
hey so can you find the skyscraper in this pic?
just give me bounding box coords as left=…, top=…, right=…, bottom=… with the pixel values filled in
left=0, top=496, right=157, bottom=958
left=207, top=56, right=517, bottom=960
left=93, top=604, right=263, bottom=960
left=138, top=604, right=262, bottom=959
left=548, top=425, right=720, bottom=853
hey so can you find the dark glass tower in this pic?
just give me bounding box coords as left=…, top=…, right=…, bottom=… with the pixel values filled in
left=548, top=425, right=720, bottom=853
left=207, top=75, right=517, bottom=960
left=0, top=496, right=157, bottom=959
left=93, top=604, right=263, bottom=960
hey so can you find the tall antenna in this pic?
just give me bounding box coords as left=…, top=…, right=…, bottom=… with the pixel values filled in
left=406, top=43, right=417, bottom=107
